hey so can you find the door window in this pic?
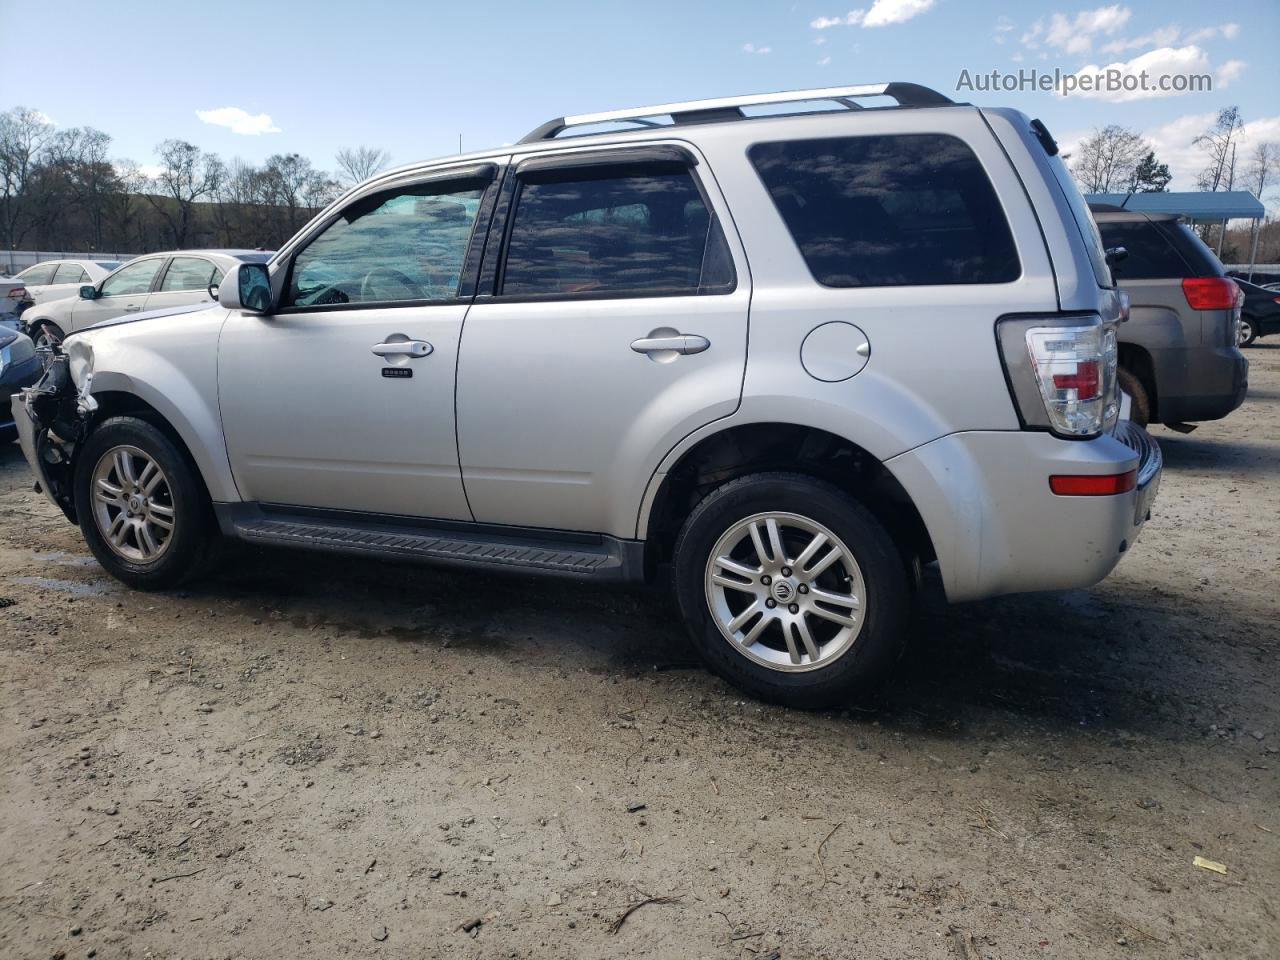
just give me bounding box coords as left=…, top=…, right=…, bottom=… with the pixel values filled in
left=749, top=134, right=1020, bottom=287
left=53, top=263, right=90, bottom=284
left=100, top=259, right=164, bottom=297
left=285, top=183, right=485, bottom=307
left=500, top=164, right=734, bottom=298
left=17, top=263, right=57, bottom=284
left=159, top=256, right=218, bottom=291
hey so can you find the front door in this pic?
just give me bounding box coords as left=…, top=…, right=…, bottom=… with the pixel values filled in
left=70, top=256, right=166, bottom=332
left=219, top=168, right=500, bottom=520
left=456, top=145, right=751, bottom=538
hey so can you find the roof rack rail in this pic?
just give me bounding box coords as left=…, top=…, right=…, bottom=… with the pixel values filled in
left=519, top=82, right=954, bottom=143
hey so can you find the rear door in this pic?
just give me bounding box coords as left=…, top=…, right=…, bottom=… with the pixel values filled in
left=455, top=143, right=750, bottom=538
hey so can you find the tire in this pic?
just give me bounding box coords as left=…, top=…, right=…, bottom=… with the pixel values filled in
left=30, top=320, right=65, bottom=350
left=1238, top=315, right=1258, bottom=347
left=671, top=472, right=909, bottom=709
left=1118, top=367, right=1150, bottom=428
left=73, top=416, right=216, bottom=590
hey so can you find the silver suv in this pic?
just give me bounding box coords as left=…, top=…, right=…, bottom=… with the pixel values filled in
left=12, top=83, right=1162, bottom=707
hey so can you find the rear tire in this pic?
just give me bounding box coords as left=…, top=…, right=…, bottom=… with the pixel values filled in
left=1118, top=367, right=1151, bottom=428
left=73, top=416, right=216, bottom=590
left=672, top=472, right=909, bottom=709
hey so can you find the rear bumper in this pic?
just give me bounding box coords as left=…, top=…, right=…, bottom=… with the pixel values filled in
left=887, top=423, right=1161, bottom=603
left=1152, top=346, right=1248, bottom=424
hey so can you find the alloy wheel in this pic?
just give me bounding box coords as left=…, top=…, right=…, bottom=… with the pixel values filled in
left=90, top=445, right=176, bottom=562
left=704, top=511, right=867, bottom=672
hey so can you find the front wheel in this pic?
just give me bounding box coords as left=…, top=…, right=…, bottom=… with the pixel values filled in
left=30, top=321, right=65, bottom=350
left=1238, top=315, right=1258, bottom=347
left=672, top=473, right=909, bottom=709
left=73, top=416, right=216, bottom=590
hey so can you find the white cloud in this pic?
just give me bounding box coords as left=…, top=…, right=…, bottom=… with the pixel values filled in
left=1217, top=59, right=1247, bottom=87
left=1099, top=24, right=1180, bottom=54
left=863, top=0, right=934, bottom=27
left=1135, top=112, right=1280, bottom=192
left=993, top=15, right=1014, bottom=44
left=195, top=106, right=280, bottom=136
left=742, top=42, right=772, bottom=54
left=818, top=56, right=832, bottom=66
left=1073, top=45, right=1212, bottom=102
left=1023, top=5, right=1131, bottom=55
left=1185, top=22, right=1240, bottom=44
left=811, top=11, right=865, bottom=29
left=809, top=0, right=933, bottom=31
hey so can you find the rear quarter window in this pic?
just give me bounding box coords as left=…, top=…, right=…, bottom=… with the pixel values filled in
left=748, top=133, right=1020, bottom=287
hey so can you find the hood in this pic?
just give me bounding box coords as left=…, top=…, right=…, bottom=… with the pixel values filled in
left=80, top=301, right=216, bottom=333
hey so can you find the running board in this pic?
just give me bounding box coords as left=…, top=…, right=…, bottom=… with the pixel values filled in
left=217, top=505, right=644, bottom=582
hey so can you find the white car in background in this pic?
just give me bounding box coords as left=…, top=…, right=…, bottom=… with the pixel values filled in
left=12, top=259, right=124, bottom=309
left=21, top=250, right=273, bottom=347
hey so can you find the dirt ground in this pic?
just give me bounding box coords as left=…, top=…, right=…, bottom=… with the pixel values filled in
left=1, top=350, right=1277, bottom=960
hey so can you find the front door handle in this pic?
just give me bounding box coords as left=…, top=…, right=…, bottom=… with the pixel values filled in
left=371, top=339, right=433, bottom=359
left=630, top=333, right=710, bottom=356
left=124, top=305, right=142, bottom=313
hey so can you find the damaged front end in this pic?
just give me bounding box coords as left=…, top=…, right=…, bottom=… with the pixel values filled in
left=15, top=340, right=99, bottom=523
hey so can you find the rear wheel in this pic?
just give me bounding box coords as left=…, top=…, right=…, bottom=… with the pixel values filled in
left=1238, top=315, right=1258, bottom=347
left=73, top=417, right=216, bottom=589
left=672, top=472, right=909, bottom=709
left=1118, top=367, right=1151, bottom=428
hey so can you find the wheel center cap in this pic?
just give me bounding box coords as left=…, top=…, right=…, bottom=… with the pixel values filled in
left=770, top=580, right=795, bottom=603
left=128, top=494, right=145, bottom=513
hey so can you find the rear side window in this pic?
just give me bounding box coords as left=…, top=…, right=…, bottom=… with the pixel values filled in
left=500, top=164, right=735, bottom=298
left=749, top=134, right=1019, bottom=287
left=159, top=256, right=218, bottom=292
left=1096, top=221, right=1190, bottom=279
left=53, top=263, right=89, bottom=284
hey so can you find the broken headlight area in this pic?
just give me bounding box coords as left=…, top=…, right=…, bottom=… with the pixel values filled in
left=21, top=347, right=95, bottom=521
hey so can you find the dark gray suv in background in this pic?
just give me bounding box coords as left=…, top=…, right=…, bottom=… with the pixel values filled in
left=1092, top=205, right=1247, bottom=428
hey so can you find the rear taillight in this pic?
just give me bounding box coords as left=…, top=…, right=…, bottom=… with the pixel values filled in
left=1182, top=277, right=1240, bottom=311
left=1023, top=322, right=1118, bottom=437
left=5, top=286, right=26, bottom=299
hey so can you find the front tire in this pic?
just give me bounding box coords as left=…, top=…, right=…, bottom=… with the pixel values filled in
left=672, top=473, right=909, bottom=709
left=74, top=416, right=215, bottom=590
left=30, top=321, right=65, bottom=350
left=1239, top=315, right=1258, bottom=347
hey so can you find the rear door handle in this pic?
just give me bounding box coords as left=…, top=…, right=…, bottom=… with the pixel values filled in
left=124, top=305, right=142, bottom=313
left=630, top=334, right=710, bottom=355
left=371, top=339, right=433, bottom=358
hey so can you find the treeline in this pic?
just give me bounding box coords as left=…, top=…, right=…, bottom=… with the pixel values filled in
left=0, top=106, right=391, bottom=254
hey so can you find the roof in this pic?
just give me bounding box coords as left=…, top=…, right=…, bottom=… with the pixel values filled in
left=1086, top=191, right=1264, bottom=222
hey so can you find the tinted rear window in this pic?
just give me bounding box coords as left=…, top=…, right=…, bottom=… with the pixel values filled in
left=1166, top=223, right=1223, bottom=278
left=748, top=133, right=1020, bottom=288
left=1097, top=221, right=1190, bottom=279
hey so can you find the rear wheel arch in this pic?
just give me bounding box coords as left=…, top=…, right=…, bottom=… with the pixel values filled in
left=643, top=422, right=935, bottom=578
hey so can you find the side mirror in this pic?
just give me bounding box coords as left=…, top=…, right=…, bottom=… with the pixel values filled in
left=79, top=284, right=99, bottom=300
left=217, top=262, right=273, bottom=314
left=1104, top=246, right=1128, bottom=268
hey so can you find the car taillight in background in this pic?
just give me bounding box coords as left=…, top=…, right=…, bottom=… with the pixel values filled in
left=996, top=314, right=1120, bottom=439
left=1181, top=277, right=1240, bottom=311
left=5, top=285, right=26, bottom=299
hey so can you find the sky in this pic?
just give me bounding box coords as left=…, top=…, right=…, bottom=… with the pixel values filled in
left=2, top=0, right=1278, bottom=195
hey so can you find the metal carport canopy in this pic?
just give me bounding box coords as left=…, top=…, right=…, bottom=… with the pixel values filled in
left=1085, top=190, right=1265, bottom=223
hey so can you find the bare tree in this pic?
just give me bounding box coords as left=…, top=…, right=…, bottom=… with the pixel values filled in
left=46, top=126, right=118, bottom=250
left=335, top=146, right=391, bottom=187
left=145, top=139, right=226, bottom=247
left=1071, top=125, right=1150, bottom=193
left=1245, top=142, right=1279, bottom=202
left=0, top=106, right=54, bottom=248
left=1194, top=106, right=1245, bottom=192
